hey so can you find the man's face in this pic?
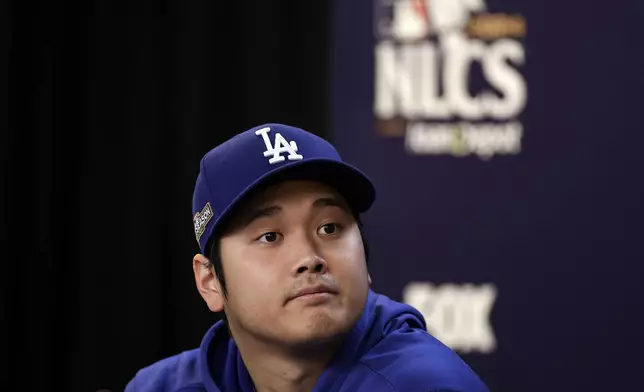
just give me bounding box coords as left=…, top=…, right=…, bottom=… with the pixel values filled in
left=216, top=180, right=370, bottom=347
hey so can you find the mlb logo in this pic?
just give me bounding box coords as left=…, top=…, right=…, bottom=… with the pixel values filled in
left=374, top=0, right=487, bottom=41
left=375, top=0, right=431, bottom=41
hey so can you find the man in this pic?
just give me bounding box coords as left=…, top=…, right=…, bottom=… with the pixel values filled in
left=125, top=123, right=490, bottom=392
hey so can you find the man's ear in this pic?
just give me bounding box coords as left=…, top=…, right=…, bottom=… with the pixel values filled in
left=193, top=254, right=224, bottom=312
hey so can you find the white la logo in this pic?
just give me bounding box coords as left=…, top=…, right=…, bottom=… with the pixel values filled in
left=255, top=127, right=304, bottom=164
left=403, top=282, right=497, bottom=354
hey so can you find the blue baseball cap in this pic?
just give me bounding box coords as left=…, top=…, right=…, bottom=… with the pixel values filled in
left=191, top=123, right=376, bottom=255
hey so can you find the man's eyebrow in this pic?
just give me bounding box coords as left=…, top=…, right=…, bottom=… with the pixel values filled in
left=235, top=196, right=351, bottom=230
left=312, top=196, right=352, bottom=215
left=237, top=205, right=282, bottom=229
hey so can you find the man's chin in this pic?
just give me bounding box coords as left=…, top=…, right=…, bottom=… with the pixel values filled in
left=283, top=331, right=347, bottom=356
left=285, top=315, right=351, bottom=346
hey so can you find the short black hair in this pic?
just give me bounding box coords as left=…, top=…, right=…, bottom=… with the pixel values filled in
left=203, top=216, right=370, bottom=300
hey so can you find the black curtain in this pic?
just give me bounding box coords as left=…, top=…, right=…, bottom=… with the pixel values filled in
left=5, top=1, right=331, bottom=391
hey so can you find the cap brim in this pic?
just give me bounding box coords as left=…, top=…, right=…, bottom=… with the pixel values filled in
left=211, top=158, right=376, bottom=238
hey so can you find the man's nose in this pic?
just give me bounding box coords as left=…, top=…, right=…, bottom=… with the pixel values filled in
left=293, top=255, right=328, bottom=276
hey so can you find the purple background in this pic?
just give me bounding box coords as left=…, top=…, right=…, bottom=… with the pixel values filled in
left=331, top=0, right=644, bottom=390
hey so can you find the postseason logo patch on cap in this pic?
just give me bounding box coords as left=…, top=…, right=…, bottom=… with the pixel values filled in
left=193, top=202, right=214, bottom=242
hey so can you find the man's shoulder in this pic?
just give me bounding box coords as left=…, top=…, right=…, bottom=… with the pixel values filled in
left=125, top=348, right=205, bottom=392
left=358, top=328, right=490, bottom=392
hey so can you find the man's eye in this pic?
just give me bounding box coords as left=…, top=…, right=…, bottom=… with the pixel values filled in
left=318, top=223, right=340, bottom=235
left=258, top=232, right=280, bottom=243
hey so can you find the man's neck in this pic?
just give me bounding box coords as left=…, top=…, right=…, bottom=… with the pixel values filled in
left=236, top=338, right=340, bottom=392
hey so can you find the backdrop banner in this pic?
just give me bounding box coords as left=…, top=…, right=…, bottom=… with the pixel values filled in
left=331, top=0, right=644, bottom=390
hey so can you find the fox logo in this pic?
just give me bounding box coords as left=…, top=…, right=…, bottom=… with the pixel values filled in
left=390, top=0, right=486, bottom=41
left=403, top=282, right=497, bottom=353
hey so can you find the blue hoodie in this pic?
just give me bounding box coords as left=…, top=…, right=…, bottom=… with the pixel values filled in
left=125, top=290, right=490, bottom=392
